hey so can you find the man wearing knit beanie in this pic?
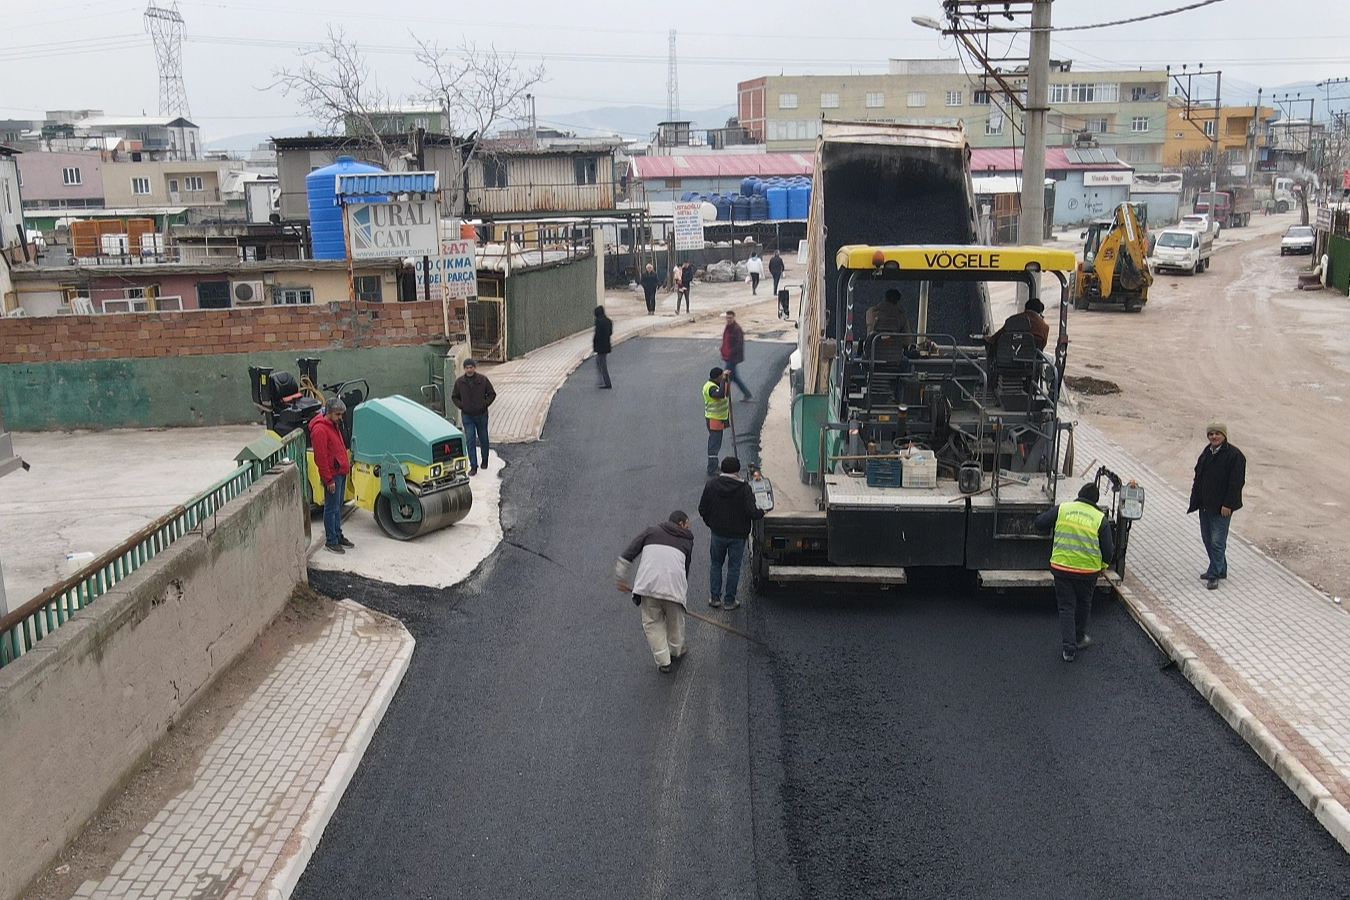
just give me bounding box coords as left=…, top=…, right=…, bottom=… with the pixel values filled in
left=1187, top=421, right=1246, bottom=590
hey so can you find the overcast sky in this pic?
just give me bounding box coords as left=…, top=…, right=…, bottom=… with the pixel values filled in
left=2, top=0, right=1347, bottom=142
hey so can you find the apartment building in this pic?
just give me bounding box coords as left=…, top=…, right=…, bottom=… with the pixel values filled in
left=736, top=59, right=1169, bottom=170
left=1162, top=99, right=1273, bottom=170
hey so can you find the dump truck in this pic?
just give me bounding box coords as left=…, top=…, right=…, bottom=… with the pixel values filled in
left=1195, top=188, right=1255, bottom=228
left=761, top=122, right=1144, bottom=589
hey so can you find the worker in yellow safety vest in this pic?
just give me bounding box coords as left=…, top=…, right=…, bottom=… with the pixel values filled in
left=1033, top=482, right=1116, bottom=662
left=703, top=367, right=731, bottom=477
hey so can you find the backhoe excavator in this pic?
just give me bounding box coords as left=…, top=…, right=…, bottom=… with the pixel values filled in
left=1071, top=202, right=1152, bottom=312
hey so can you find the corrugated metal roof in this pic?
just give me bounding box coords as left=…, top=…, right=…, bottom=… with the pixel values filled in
left=336, top=171, right=439, bottom=197
left=971, top=147, right=1131, bottom=172
left=630, top=153, right=814, bottom=180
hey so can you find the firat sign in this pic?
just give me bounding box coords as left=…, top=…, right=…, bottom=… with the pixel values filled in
left=349, top=199, right=439, bottom=259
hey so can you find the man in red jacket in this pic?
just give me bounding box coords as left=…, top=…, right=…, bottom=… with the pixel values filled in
left=309, top=398, right=353, bottom=554
left=720, top=310, right=753, bottom=402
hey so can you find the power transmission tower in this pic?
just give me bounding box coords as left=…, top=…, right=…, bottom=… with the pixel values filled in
left=144, top=3, right=191, bottom=119
left=666, top=29, right=680, bottom=122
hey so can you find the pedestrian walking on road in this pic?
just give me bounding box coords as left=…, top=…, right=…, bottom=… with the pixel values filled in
left=451, top=358, right=497, bottom=476
left=768, top=250, right=785, bottom=297
left=703, top=367, right=731, bottom=477
left=1188, top=421, right=1246, bottom=590
left=746, top=253, right=763, bottom=295
left=720, top=310, right=753, bottom=401
left=676, top=261, right=693, bottom=314
left=309, top=398, right=354, bottom=554
left=641, top=263, right=660, bottom=315
left=616, top=511, right=695, bottom=673
left=698, top=456, right=765, bottom=611
left=592, top=306, right=613, bottom=389
left=1034, top=482, right=1115, bottom=662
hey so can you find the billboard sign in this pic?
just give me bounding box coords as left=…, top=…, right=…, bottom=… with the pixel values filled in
left=349, top=199, right=439, bottom=259
left=673, top=201, right=705, bottom=251
left=415, top=239, right=478, bottom=300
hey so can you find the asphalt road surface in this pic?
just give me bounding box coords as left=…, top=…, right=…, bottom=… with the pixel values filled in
left=299, top=336, right=1350, bottom=900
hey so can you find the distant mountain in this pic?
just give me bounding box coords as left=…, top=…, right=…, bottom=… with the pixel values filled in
left=540, top=104, right=738, bottom=140
left=203, top=125, right=320, bottom=154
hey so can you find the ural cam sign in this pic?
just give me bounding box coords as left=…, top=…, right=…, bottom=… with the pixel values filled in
left=349, top=199, right=439, bottom=259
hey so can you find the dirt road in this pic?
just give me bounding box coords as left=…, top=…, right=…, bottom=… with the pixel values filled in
left=1062, top=230, right=1350, bottom=602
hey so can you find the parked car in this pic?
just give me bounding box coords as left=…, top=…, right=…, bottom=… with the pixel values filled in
left=1280, top=225, right=1315, bottom=256
left=1179, top=213, right=1220, bottom=238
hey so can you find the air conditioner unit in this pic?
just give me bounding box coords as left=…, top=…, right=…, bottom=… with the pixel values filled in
left=232, top=280, right=265, bottom=305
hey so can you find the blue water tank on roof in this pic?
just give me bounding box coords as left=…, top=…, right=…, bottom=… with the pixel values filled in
left=749, top=194, right=768, bottom=221
left=787, top=183, right=810, bottom=219
left=766, top=185, right=789, bottom=220
left=732, top=195, right=752, bottom=221
left=715, top=195, right=733, bottom=221
left=306, top=156, right=386, bottom=260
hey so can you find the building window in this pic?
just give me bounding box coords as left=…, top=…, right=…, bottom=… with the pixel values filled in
left=1203, top=119, right=1216, bottom=137
left=907, top=92, right=927, bottom=108
left=131, top=177, right=151, bottom=195
left=778, top=93, right=799, bottom=109
left=63, top=167, right=82, bottom=185
left=972, top=90, right=991, bottom=106
left=946, top=90, right=963, bottom=107
left=1084, top=118, right=1109, bottom=134
left=412, top=118, right=430, bottom=130
left=276, top=287, right=314, bottom=305
left=184, top=175, right=204, bottom=192
left=985, top=114, right=1005, bottom=136
left=1131, top=116, right=1150, bottom=133
left=168, top=178, right=179, bottom=193
left=574, top=156, right=598, bottom=185
left=820, top=92, right=840, bottom=109
left=1226, top=147, right=1245, bottom=164
left=353, top=275, right=382, bottom=303
left=482, top=157, right=508, bottom=188
left=1132, top=86, right=1149, bottom=102
left=865, top=91, right=885, bottom=108
left=768, top=119, right=822, bottom=142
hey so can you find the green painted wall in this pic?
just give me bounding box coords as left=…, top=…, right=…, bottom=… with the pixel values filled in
left=0, top=345, right=448, bottom=430
left=505, top=255, right=599, bottom=359
left=1329, top=235, right=1350, bottom=297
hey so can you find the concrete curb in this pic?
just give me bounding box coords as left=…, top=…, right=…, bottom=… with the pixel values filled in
left=1112, top=580, right=1350, bottom=854
left=263, top=600, right=416, bottom=900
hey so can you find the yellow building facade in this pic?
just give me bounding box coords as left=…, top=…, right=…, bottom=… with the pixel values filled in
left=1162, top=100, right=1273, bottom=169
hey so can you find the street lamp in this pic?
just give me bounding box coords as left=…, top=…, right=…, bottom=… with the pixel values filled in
left=911, top=15, right=945, bottom=31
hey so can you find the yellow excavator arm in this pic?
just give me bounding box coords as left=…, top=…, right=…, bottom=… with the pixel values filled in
left=1093, top=203, right=1153, bottom=299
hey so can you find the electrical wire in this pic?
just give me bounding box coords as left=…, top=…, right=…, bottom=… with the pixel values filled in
left=1053, top=0, right=1230, bottom=33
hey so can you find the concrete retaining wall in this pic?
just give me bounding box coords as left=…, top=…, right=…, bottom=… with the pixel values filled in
left=0, top=464, right=307, bottom=900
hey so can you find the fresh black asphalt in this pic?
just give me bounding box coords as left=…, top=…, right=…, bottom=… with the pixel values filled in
left=299, top=336, right=1350, bottom=899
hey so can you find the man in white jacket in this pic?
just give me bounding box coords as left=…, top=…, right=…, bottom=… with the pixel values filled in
left=616, top=511, right=695, bottom=673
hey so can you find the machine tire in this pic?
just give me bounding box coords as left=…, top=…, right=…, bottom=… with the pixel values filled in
left=1277, top=201, right=1289, bottom=214
left=373, top=483, right=472, bottom=540
left=1124, top=298, right=1140, bottom=313
left=1078, top=298, right=1090, bottom=312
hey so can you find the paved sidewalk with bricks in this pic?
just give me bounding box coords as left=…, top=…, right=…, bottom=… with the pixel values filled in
left=1076, top=423, right=1350, bottom=850
left=72, top=600, right=413, bottom=900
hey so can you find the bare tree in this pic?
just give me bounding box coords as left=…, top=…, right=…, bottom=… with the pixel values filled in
left=268, top=26, right=403, bottom=168
left=414, top=38, right=545, bottom=214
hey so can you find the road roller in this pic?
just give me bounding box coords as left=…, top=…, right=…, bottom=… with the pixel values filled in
left=248, top=360, right=473, bottom=540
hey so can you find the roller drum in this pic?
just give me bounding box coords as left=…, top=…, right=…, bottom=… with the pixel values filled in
left=373, top=482, right=473, bottom=540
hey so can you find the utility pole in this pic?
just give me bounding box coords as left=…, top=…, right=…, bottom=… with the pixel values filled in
left=1210, top=71, right=1222, bottom=195
left=1247, top=87, right=1261, bottom=189
left=1019, top=0, right=1051, bottom=245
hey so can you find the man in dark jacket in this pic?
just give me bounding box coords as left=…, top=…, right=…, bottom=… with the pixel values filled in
left=720, top=310, right=752, bottom=401
left=592, top=306, right=613, bottom=389
left=768, top=251, right=785, bottom=297
left=308, top=398, right=353, bottom=554
left=640, top=264, right=660, bottom=315
left=1188, top=421, right=1246, bottom=589
left=1034, top=482, right=1115, bottom=662
left=616, top=511, right=694, bottom=673
left=451, top=358, right=497, bottom=475
left=698, top=456, right=765, bottom=611
left=986, top=297, right=1050, bottom=353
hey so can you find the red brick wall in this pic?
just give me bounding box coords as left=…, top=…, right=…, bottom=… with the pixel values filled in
left=0, top=301, right=466, bottom=364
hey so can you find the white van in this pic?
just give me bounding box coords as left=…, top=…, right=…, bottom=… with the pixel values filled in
left=1152, top=227, right=1213, bottom=275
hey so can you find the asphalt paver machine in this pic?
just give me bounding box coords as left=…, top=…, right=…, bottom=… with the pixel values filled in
left=249, top=359, right=473, bottom=540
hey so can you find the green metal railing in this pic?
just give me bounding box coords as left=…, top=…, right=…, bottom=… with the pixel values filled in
left=0, top=430, right=306, bottom=669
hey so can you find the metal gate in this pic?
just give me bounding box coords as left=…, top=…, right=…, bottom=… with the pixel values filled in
left=468, top=298, right=505, bottom=362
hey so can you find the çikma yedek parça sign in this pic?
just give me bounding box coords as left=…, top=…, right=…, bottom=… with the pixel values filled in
left=349, top=199, right=439, bottom=259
